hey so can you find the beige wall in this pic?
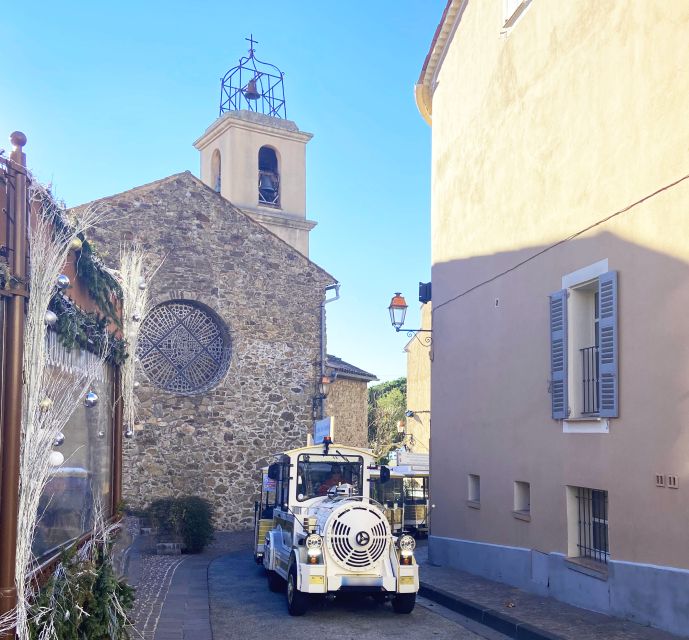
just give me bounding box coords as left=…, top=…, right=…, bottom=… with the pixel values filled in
left=428, top=0, right=689, bottom=571
left=405, top=303, right=431, bottom=453
left=326, top=377, right=369, bottom=449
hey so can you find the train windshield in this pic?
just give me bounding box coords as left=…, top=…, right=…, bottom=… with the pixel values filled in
left=296, top=454, right=363, bottom=501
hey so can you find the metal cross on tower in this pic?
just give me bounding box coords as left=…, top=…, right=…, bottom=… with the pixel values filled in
left=246, top=34, right=258, bottom=54
left=219, top=36, right=287, bottom=119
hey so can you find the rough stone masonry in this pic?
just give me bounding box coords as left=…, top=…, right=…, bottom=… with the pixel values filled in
left=75, top=171, right=334, bottom=529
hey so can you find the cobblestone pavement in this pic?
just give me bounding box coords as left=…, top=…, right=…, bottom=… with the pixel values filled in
left=208, top=549, right=489, bottom=640
left=124, top=530, right=253, bottom=640
left=124, top=528, right=687, bottom=640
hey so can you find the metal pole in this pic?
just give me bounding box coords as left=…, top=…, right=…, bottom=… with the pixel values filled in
left=0, top=131, right=28, bottom=637
left=112, top=367, right=123, bottom=515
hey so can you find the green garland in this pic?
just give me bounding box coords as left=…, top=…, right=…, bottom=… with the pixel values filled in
left=48, top=294, right=127, bottom=366
left=34, top=186, right=128, bottom=364
left=35, top=187, right=123, bottom=326
left=75, top=238, right=123, bottom=329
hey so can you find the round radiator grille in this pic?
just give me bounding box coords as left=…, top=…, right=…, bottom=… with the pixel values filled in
left=324, top=503, right=390, bottom=572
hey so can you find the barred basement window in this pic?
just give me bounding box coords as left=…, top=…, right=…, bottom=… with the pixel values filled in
left=571, top=487, right=609, bottom=564
left=137, top=301, right=231, bottom=395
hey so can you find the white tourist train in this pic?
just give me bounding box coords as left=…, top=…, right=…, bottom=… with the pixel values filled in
left=253, top=438, right=419, bottom=616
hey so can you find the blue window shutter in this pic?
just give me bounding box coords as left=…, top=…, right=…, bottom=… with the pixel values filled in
left=598, top=271, right=619, bottom=417
left=549, top=290, right=568, bottom=419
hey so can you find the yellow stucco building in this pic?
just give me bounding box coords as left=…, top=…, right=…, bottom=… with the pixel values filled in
left=417, top=1, right=689, bottom=635
left=403, top=303, right=431, bottom=454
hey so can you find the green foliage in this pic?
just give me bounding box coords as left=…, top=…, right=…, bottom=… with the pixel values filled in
left=75, top=239, right=123, bottom=328
left=48, top=293, right=128, bottom=365
left=368, top=377, right=407, bottom=463
left=28, top=541, right=134, bottom=639
left=148, top=496, right=215, bottom=553
left=36, top=185, right=127, bottom=364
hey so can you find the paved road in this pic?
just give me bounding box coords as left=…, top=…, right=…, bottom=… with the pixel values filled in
left=209, top=550, right=498, bottom=640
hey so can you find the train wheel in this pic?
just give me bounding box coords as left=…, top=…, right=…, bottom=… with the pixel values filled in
left=392, top=593, right=416, bottom=614
left=286, top=565, right=308, bottom=616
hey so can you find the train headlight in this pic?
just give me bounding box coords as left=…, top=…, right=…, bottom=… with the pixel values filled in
left=398, top=535, right=416, bottom=557
left=306, top=534, right=323, bottom=559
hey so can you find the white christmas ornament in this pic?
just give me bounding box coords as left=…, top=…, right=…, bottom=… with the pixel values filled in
left=44, top=310, right=58, bottom=326
left=49, top=451, right=64, bottom=467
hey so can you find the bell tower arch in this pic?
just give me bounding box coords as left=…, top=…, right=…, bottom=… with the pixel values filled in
left=194, top=36, right=316, bottom=256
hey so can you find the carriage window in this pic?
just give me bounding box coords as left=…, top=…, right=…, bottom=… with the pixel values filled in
left=370, top=476, right=404, bottom=508
left=296, top=454, right=363, bottom=501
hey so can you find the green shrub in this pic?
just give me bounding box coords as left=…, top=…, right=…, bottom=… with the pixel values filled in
left=147, top=496, right=215, bottom=553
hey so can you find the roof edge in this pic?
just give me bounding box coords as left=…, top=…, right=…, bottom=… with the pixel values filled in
left=70, top=170, right=338, bottom=286
left=415, top=0, right=467, bottom=124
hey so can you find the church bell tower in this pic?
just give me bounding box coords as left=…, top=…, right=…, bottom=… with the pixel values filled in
left=194, top=36, right=316, bottom=256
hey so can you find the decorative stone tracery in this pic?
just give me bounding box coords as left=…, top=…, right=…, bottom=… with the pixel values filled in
left=137, top=301, right=231, bottom=395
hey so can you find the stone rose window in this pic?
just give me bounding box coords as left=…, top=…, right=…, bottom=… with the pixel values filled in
left=137, top=301, right=231, bottom=395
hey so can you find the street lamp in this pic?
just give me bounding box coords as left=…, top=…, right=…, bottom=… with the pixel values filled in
left=388, top=292, right=408, bottom=330
left=388, top=292, right=432, bottom=344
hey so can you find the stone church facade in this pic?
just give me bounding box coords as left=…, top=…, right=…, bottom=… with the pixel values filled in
left=81, top=171, right=335, bottom=529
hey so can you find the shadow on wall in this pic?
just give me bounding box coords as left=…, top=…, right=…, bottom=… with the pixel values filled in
left=427, top=230, right=689, bottom=634
left=430, top=229, right=689, bottom=535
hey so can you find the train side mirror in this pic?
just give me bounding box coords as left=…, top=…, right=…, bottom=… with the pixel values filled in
left=380, top=466, right=391, bottom=484
left=267, top=463, right=280, bottom=480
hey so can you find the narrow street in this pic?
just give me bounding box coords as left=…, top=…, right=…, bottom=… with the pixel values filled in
left=208, top=546, right=495, bottom=640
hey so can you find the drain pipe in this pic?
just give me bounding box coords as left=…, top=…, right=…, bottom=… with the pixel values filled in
left=320, top=283, right=340, bottom=419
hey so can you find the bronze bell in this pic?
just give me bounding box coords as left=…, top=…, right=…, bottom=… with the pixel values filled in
left=259, top=172, right=275, bottom=192
left=243, top=77, right=260, bottom=101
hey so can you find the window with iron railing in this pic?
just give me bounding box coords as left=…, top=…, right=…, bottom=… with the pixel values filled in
left=550, top=268, right=618, bottom=421
left=576, top=487, right=609, bottom=564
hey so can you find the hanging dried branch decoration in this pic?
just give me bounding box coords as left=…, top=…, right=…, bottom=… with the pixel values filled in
left=0, top=185, right=111, bottom=640
left=114, top=244, right=156, bottom=435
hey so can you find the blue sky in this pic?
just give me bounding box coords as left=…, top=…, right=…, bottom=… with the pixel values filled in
left=1, top=1, right=444, bottom=383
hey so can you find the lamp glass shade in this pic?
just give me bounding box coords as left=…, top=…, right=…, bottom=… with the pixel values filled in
left=388, top=292, right=408, bottom=329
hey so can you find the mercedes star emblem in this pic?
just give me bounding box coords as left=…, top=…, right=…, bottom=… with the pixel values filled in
left=355, top=531, right=370, bottom=546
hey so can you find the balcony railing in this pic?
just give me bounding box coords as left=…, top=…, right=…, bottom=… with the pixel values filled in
left=580, top=345, right=599, bottom=415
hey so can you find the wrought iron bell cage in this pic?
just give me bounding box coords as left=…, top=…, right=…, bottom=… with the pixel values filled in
left=219, top=36, right=287, bottom=119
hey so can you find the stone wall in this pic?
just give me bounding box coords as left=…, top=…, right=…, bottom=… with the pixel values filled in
left=78, top=171, right=334, bottom=530
left=326, top=378, right=369, bottom=448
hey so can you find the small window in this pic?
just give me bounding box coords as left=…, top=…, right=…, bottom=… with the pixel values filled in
left=513, top=481, right=531, bottom=520
left=258, top=146, right=279, bottom=207
left=467, top=474, right=480, bottom=506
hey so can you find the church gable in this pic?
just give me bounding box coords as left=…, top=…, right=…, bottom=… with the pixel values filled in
left=72, top=171, right=335, bottom=530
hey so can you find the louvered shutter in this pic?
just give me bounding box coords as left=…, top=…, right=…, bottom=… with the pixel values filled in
left=598, top=271, right=618, bottom=417
left=549, top=290, right=568, bottom=419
